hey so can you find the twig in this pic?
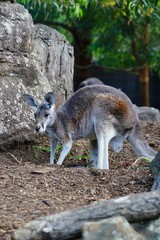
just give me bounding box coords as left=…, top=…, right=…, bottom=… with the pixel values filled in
left=131, top=157, right=151, bottom=168
left=7, top=152, right=22, bottom=164
left=1, top=146, right=22, bottom=164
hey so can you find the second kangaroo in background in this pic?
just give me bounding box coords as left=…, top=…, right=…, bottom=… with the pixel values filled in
left=78, top=77, right=104, bottom=89
left=23, top=85, right=157, bottom=169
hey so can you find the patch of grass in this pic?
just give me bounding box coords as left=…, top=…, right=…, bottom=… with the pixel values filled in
left=32, top=145, right=51, bottom=158
left=33, top=146, right=51, bottom=152
left=32, top=144, right=89, bottom=162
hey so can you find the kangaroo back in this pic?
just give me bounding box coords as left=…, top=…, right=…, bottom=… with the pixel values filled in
left=57, top=85, right=137, bottom=136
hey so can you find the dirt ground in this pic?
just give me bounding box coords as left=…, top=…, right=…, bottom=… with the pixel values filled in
left=0, top=121, right=160, bottom=240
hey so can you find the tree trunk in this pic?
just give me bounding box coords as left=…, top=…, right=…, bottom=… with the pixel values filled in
left=139, top=18, right=150, bottom=106
left=131, top=18, right=150, bottom=106
left=13, top=191, right=160, bottom=240
left=73, top=28, right=92, bottom=90
left=139, top=64, right=150, bottom=106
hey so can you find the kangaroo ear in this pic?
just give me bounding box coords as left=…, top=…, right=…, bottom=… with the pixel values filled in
left=44, top=92, right=55, bottom=108
left=23, top=94, right=39, bottom=108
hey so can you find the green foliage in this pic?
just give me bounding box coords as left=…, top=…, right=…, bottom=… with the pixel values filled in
left=17, top=0, right=97, bottom=20
left=88, top=0, right=160, bottom=70
left=17, top=0, right=160, bottom=71
left=54, top=0, right=97, bottom=18
left=17, top=0, right=59, bottom=21
left=127, top=0, right=160, bottom=19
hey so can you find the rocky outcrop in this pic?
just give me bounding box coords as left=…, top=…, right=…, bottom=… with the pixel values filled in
left=83, top=216, right=160, bottom=240
left=83, top=216, right=144, bottom=240
left=33, top=24, right=73, bottom=98
left=13, top=190, right=160, bottom=240
left=134, top=105, right=160, bottom=122
left=0, top=1, right=74, bottom=146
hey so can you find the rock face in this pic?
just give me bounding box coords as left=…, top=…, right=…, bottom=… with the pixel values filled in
left=33, top=24, right=73, bottom=98
left=0, top=1, right=74, bottom=146
left=83, top=216, right=145, bottom=240
left=134, top=105, right=160, bottom=122
left=83, top=216, right=160, bottom=240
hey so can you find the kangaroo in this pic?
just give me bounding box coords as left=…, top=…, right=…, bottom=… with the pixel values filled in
left=23, top=85, right=157, bottom=169
left=79, top=78, right=104, bottom=89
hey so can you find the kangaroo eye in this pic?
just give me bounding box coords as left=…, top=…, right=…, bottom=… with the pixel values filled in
left=44, top=113, right=49, bottom=118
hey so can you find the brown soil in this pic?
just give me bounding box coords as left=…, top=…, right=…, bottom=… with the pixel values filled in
left=0, top=121, right=160, bottom=240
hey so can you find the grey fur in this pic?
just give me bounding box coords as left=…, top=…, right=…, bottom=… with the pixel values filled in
left=23, top=85, right=157, bottom=169
left=79, top=78, right=104, bottom=89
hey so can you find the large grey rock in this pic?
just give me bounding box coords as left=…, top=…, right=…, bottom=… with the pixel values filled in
left=132, top=217, right=160, bottom=239
left=0, top=1, right=74, bottom=146
left=83, top=216, right=145, bottom=240
left=33, top=24, right=73, bottom=98
left=134, top=105, right=160, bottom=122
left=146, top=217, right=160, bottom=237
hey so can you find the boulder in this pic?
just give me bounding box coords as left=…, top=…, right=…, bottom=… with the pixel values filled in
left=83, top=216, right=160, bottom=240
left=145, top=217, right=160, bottom=237
left=132, top=217, right=160, bottom=239
left=134, top=106, right=160, bottom=122
left=0, top=1, right=74, bottom=146
left=83, top=216, right=144, bottom=240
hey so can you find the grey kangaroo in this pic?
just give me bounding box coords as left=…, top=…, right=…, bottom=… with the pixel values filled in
left=79, top=77, right=104, bottom=89
left=23, top=85, right=157, bottom=169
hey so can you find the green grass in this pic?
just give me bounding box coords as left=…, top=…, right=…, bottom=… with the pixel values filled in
left=32, top=144, right=89, bottom=161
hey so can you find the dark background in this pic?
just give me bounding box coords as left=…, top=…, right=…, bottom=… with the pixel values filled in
left=74, top=69, right=160, bottom=109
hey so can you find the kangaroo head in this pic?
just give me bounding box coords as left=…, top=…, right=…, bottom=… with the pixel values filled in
left=23, top=92, right=55, bottom=133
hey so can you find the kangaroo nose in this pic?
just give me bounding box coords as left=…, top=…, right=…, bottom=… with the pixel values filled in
left=35, top=126, right=40, bottom=132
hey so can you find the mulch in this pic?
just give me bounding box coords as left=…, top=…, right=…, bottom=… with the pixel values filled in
left=0, top=121, right=159, bottom=240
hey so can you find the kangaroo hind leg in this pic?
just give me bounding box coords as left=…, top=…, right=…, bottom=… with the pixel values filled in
left=95, top=123, right=116, bottom=170
left=90, top=139, right=98, bottom=168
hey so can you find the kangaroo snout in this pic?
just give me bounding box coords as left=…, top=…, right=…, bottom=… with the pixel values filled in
left=34, top=121, right=46, bottom=133
left=35, top=126, right=41, bottom=133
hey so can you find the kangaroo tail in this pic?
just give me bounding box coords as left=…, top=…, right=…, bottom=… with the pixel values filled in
left=127, top=122, right=157, bottom=160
